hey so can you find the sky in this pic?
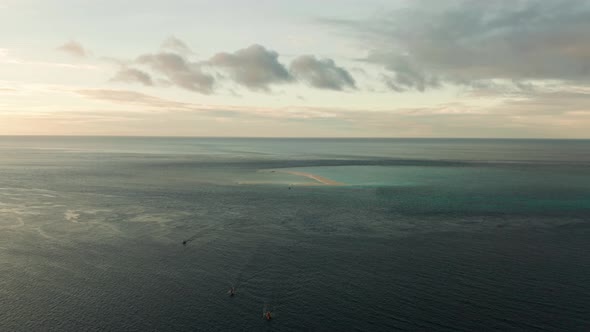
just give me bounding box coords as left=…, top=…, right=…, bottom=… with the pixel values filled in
left=1, top=0, right=590, bottom=137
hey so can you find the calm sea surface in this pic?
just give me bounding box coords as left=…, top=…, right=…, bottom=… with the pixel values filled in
left=0, top=137, right=589, bottom=331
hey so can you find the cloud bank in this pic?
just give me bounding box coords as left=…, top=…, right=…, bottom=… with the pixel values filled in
left=69, top=87, right=590, bottom=138
left=324, top=0, right=590, bottom=91
left=106, top=40, right=354, bottom=94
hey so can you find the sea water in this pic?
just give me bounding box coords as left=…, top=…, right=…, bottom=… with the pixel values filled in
left=0, top=137, right=588, bottom=331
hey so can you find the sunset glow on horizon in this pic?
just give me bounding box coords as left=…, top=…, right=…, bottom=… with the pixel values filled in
left=2, top=0, right=590, bottom=138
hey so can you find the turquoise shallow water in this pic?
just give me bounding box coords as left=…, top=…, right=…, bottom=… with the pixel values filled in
left=0, top=137, right=589, bottom=331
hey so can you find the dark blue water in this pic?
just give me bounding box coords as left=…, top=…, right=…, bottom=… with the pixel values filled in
left=0, top=137, right=589, bottom=331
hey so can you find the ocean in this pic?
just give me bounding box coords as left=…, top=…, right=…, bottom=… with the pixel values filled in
left=0, top=137, right=589, bottom=331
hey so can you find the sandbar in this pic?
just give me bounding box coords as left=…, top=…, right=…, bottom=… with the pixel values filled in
left=277, top=170, right=344, bottom=186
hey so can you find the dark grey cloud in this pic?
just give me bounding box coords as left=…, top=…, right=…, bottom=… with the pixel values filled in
left=290, top=55, right=356, bottom=90
left=137, top=52, right=214, bottom=93
left=56, top=40, right=87, bottom=58
left=324, top=0, right=590, bottom=91
left=110, top=68, right=153, bottom=86
left=208, top=44, right=292, bottom=90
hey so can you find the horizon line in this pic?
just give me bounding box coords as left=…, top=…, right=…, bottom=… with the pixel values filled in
left=0, top=135, right=588, bottom=140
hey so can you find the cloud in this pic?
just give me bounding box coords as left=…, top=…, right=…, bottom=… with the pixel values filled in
left=496, top=89, right=590, bottom=115
left=74, top=88, right=347, bottom=120
left=56, top=40, right=87, bottom=58
left=161, top=36, right=192, bottom=54
left=323, top=0, right=590, bottom=91
left=76, top=89, right=190, bottom=109
left=107, top=39, right=362, bottom=94
left=11, top=85, right=590, bottom=138
left=137, top=52, right=214, bottom=93
left=208, top=44, right=292, bottom=90
left=1, top=48, right=96, bottom=70
left=375, top=56, right=441, bottom=92
left=110, top=68, right=153, bottom=86
left=74, top=89, right=242, bottom=117
left=290, top=55, right=356, bottom=90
